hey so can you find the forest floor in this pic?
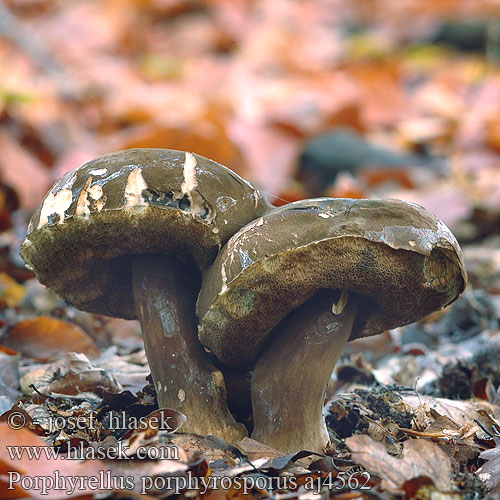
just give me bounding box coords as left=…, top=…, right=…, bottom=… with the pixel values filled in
left=1, top=1, right=500, bottom=498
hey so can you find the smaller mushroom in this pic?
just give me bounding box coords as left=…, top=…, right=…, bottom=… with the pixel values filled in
left=21, top=148, right=273, bottom=443
left=197, top=198, right=466, bottom=452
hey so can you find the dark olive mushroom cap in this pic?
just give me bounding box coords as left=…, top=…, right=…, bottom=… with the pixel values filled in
left=197, top=198, right=467, bottom=368
left=21, top=148, right=272, bottom=319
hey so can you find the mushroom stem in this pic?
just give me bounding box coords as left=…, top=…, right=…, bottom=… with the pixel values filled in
left=132, top=254, right=247, bottom=442
left=250, top=289, right=358, bottom=453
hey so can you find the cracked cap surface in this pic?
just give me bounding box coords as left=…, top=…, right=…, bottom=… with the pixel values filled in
left=21, top=148, right=271, bottom=319
left=197, top=198, right=467, bottom=369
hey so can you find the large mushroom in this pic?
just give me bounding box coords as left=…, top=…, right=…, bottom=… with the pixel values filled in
left=21, top=148, right=273, bottom=442
left=197, top=198, right=467, bottom=452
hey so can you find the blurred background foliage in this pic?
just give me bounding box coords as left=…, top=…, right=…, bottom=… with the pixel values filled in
left=1, top=0, right=500, bottom=288
left=2, top=3, right=500, bottom=496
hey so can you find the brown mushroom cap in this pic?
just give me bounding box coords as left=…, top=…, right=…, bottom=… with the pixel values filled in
left=21, top=149, right=272, bottom=319
left=197, top=197, right=467, bottom=369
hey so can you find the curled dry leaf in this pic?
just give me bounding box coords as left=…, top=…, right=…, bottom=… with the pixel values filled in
left=477, top=447, right=500, bottom=491
left=143, top=408, right=186, bottom=433
left=236, top=437, right=284, bottom=461
left=1, top=316, right=100, bottom=361
left=121, top=408, right=187, bottom=445
left=124, top=430, right=188, bottom=462
left=170, top=433, right=244, bottom=465
left=346, top=434, right=454, bottom=493
left=35, top=369, right=122, bottom=398
left=402, top=394, right=497, bottom=428
left=95, top=349, right=152, bottom=395
left=0, top=422, right=108, bottom=499
left=19, top=353, right=92, bottom=395
left=0, top=404, right=46, bottom=436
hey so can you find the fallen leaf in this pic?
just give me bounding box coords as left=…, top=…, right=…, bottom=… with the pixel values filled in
left=477, top=447, right=500, bottom=491
left=0, top=350, right=20, bottom=403
left=0, top=422, right=108, bottom=498
left=171, top=433, right=243, bottom=464
left=346, top=434, right=454, bottom=493
left=236, top=437, right=283, bottom=461
left=403, top=394, right=496, bottom=428
left=0, top=132, right=51, bottom=212
left=37, top=369, right=122, bottom=398
left=0, top=405, right=47, bottom=436
left=1, top=317, right=99, bottom=361
left=344, top=60, right=411, bottom=127
left=0, top=273, right=26, bottom=308
left=19, top=355, right=85, bottom=395
left=403, top=476, right=462, bottom=500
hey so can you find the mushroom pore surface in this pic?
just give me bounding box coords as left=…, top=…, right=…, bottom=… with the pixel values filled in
left=197, top=198, right=467, bottom=369
left=21, top=148, right=272, bottom=319
left=21, top=148, right=272, bottom=442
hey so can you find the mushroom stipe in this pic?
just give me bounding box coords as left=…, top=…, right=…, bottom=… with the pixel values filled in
left=22, top=149, right=271, bottom=443
left=251, top=289, right=359, bottom=452
left=197, top=197, right=466, bottom=452
left=132, top=253, right=246, bottom=440
left=22, top=151, right=466, bottom=452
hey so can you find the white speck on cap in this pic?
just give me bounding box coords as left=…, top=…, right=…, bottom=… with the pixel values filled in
left=124, top=167, right=148, bottom=208
left=75, top=177, right=92, bottom=217
left=181, top=152, right=198, bottom=195
left=89, top=168, right=107, bottom=176
left=220, top=264, right=228, bottom=295
left=88, top=184, right=103, bottom=200
left=38, top=188, right=73, bottom=229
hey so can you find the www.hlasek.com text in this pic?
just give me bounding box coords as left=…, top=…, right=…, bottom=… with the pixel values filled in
left=6, top=441, right=179, bottom=461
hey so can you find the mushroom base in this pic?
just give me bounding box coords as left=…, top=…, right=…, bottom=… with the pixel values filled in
left=251, top=289, right=358, bottom=453
left=132, top=254, right=247, bottom=443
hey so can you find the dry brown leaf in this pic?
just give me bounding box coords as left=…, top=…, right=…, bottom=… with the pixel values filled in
left=346, top=434, right=454, bottom=493
left=402, top=394, right=497, bottom=428
left=402, top=476, right=462, bottom=500
left=97, top=364, right=149, bottom=396
left=170, top=433, right=243, bottom=464
left=486, top=118, right=500, bottom=153
left=116, top=121, right=242, bottom=172
left=0, top=272, right=26, bottom=308
left=37, top=369, right=122, bottom=397
left=344, top=60, right=411, bottom=127
left=236, top=437, right=283, bottom=461
left=19, top=353, right=105, bottom=398
left=0, top=350, right=20, bottom=405
left=477, top=447, right=500, bottom=491
left=1, top=317, right=99, bottom=361
left=0, top=476, right=30, bottom=499
left=0, top=132, right=51, bottom=212
left=0, top=422, right=108, bottom=498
